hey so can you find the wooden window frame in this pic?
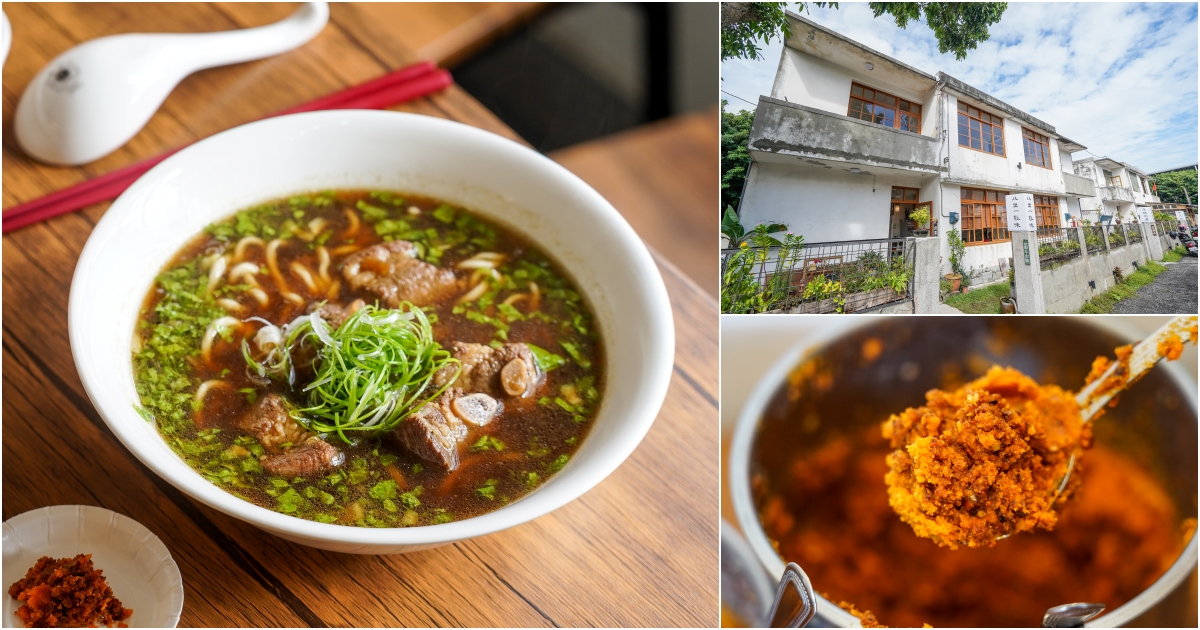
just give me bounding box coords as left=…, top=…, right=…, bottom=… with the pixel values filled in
left=1139, top=177, right=1148, bottom=194
left=1034, top=195, right=1060, bottom=228
left=847, top=82, right=922, bottom=134
left=956, top=101, right=1006, bottom=157
left=959, top=187, right=1010, bottom=246
left=1021, top=128, right=1053, bottom=169
left=1109, top=175, right=1124, bottom=187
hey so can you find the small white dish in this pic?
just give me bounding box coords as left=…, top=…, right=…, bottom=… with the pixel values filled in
left=2, top=505, right=183, bottom=628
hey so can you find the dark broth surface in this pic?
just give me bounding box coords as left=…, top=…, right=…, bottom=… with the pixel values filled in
left=134, top=190, right=601, bottom=527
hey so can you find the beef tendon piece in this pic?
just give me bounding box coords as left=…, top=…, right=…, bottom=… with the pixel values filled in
left=881, top=366, right=1090, bottom=549
left=341, top=240, right=461, bottom=307
left=262, top=439, right=343, bottom=477
left=434, top=342, right=543, bottom=398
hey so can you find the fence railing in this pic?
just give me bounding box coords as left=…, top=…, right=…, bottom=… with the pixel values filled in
left=1083, top=226, right=1106, bottom=255
left=720, top=237, right=914, bottom=314
left=1126, top=224, right=1143, bottom=244
left=1106, top=225, right=1128, bottom=247
left=1036, top=227, right=1081, bottom=267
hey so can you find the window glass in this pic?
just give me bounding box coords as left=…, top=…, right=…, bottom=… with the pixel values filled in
left=960, top=188, right=1011, bottom=245
left=904, top=189, right=918, bottom=201
left=958, top=101, right=967, bottom=112
left=959, top=104, right=1006, bottom=156
left=846, top=83, right=922, bottom=133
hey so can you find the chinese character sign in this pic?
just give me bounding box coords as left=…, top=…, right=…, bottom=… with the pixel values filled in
left=1005, top=193, right=1036, bottom=232
left=1135, top=207, right=1154, bottom=224
left=1176, top=210, right=1189, bottom=223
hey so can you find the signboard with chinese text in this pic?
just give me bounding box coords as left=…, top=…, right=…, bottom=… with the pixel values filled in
left=1005, top=193, right=1036, bottom=232
left=1135, top=207, right=1154, bottom=224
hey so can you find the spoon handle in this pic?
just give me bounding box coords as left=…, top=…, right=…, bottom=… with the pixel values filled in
left=1075, top=315, right=1197, bottom=422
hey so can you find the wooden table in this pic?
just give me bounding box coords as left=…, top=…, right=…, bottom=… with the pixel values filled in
left=2, top=4, right=718, bottom=626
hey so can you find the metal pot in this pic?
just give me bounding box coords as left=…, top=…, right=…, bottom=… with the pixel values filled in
left=729, top=317, right=1198, bottom=627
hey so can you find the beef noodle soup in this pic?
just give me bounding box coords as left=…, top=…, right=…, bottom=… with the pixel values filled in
left=133, top=190, right=602, bottom=527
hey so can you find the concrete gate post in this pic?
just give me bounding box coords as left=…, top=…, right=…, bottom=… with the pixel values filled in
left=1011, top=230, right=1045, bottom=314
left=911, top=237, right=940, bottom=314
left=1143, top=223, right=1163, bottom=261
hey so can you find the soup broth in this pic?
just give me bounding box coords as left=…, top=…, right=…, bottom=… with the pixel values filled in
left=133, top=190, right=602, bottom=527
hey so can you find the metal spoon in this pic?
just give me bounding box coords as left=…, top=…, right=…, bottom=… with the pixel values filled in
left=1042, top=602, right=1106, bottom=627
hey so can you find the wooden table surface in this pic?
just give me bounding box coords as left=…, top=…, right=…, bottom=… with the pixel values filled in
left=2, top=4, right=719, bottom=627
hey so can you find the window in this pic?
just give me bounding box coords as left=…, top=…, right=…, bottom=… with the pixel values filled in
left=957, top=101, right=1005, bottom=156
left=1034, top=195, right=1060, bottom=228
left=848, top=83, right=922, bottom=133
left=1022, top=128, right=1052, bottom=169
left=1109, top=175, right=1123, bottom=187
left=959, top=188, right=1009, bottom=245
left=1140, top=177, right=1148, bottom=194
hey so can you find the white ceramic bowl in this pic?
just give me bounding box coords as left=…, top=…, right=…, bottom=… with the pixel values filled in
left=69, top=110, right=675, bottom=554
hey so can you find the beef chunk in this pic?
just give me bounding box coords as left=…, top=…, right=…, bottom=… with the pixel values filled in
left=392, top=389, right=502, bottom=469
left=394, top=395, right=468, bottom=470
left=262, top=440, right=343, bottom=477
left=341, top=241, right=460, bottom=307
left=433, top=342, right=543, bottom=398
left=236, top=394, right=309, bottom=453
left=309, top=299, right=365, bottom=330
left=237, top=394, right=343, bottom=478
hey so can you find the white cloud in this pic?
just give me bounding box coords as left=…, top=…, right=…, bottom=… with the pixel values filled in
left=721, top=2, right=1198, bottom=172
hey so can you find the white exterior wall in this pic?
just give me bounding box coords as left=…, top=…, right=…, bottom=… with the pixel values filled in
left=938, top=183, right=1014, bottom=283
left=769, top=48, right=935, bottom=138
left=945, top=95, right=1066, bottom=195
left=738, top=161, right=930, bottom=243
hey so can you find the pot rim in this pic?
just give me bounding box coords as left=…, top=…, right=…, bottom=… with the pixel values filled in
left=728, top=316, right=1199, bottom=628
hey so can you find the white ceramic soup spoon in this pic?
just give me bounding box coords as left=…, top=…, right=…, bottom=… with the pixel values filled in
left=14, top=2, right=328, bottom=166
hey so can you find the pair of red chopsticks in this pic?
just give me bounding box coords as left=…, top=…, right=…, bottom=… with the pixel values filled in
left=2, top=61, right=453, bottom=233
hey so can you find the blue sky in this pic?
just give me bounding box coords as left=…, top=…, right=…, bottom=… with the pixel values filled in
left=721, top=2, right=1199, bottom=173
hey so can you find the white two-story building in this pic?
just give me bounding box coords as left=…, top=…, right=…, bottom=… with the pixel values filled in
left=736, top=12, right=1099, bottom=285
left=1073, top=156, right=1160, bottom=224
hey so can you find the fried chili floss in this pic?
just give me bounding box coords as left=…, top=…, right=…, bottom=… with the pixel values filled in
left=7, top=554, right=132, bottom=628
left=882, top=366, right=1090, bottom=549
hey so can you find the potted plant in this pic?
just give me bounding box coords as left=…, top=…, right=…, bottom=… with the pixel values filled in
left=945, top=227, right=965, bottom=292
left=909, top=206, right=932, bottom=236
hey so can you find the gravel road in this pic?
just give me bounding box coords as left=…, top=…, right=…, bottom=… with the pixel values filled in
left=1112, top=256, right=1198, bottom=314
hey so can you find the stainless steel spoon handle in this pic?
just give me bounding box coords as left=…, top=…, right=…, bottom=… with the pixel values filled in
left=768, top=562, right=817, bottom=628
left=1042, top=602, right=1105, bottom=627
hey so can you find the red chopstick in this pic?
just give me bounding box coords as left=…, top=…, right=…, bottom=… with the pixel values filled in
left=3, top=62, right=452, bottom=233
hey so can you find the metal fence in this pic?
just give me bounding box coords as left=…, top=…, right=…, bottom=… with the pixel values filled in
left=720, top=237, right=914, bottom=314
left=1105, top=225, right=1127, bottom=247
left=1083, top=226, right=1106, bottom=255
left=1036, top=227, right=1081, bottom=267
left=1126, top=224, right=1143, bottom=244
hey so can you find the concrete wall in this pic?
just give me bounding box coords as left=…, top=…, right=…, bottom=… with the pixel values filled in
left=1041, top=256, right=1096, bottom=314
left=739, top=161, right=930, bottom=243
left=1037, top=226, right=1153, bottom=313
left=747, top=98, right=943, bottom=172
left=944, top=94, right=1067, bottom=195
left=770, top=47, right=935, bottom=138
